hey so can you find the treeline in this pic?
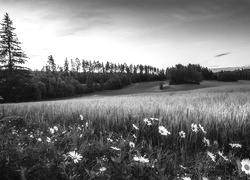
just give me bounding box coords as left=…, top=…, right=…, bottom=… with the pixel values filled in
left=216, top=68, right=250, bottom=82
left=166, top=64, right=214, bottom=85
left=29, top=55, right=166, bottom=101
left=166, top=63, right=250, bottom=84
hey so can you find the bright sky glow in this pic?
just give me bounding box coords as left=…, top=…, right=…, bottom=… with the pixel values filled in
left=1, top=0, right=250, bottom=70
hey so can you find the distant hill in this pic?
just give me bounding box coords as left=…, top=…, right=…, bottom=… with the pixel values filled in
left=211, top=65, right=250, bottom=72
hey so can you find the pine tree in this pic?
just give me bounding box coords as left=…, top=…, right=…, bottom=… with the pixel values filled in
left=75, top=58, right=81, bottom=72
left=47, top=55, right=56, bottom=72
left=0, top=13, right=32, bottom=102
left=71, top=59, right=76, bottom=72
left=64, top=58, right=69, bottom=73
left=0, top=13, right=28, bottom=72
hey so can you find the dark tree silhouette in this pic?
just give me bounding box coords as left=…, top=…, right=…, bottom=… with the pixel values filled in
left=64, top=58, right=69, bottom=73
left=47, top=55, right=56, bottom=73
left=0, top=13, right=34, bottom=102
left=0, top=13, right=28, bottom=71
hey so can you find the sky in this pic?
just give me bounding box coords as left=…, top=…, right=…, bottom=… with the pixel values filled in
left=0, top=0, right=250, bottom=70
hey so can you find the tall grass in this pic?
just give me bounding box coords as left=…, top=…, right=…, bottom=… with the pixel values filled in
left=1, top=84, right=250, bottom=179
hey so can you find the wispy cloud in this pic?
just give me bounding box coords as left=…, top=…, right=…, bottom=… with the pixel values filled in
left=215, top=52, right=231, bottom=58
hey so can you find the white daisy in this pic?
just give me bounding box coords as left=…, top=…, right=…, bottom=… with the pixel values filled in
left=110, top=146, right=121, bottom=151
left=67, top=151, right=83, bottom=163
left=241, top=159, right=250, bottom=175
left=133, top=155, right=149, bottom=163
left=229, top=143, right=242, bottom=148
left=99, top=167, right=107, bottom=172
left=49, top=128, right=55, bottom=134
left=199, top=124, right=207, bottom=134
left=53, top=126, right=58, bottom=131
left=218, top=151, right=228, bottom=161
left=107, top=138, right=113, bottom=142
left=182, top=177, right=191, bottom=180
left=179, top=131, right=186, bottom=138
left=150, top=118, right=159, bottom=121
left=46, top=137, right=51, bottom=143
left=158, top=126, right=171, bottom=136
left=129, top=141, right=135, bottom=148
left=143, top=118, right=152, bottom=126
left=191, top=123, right=198, bottom=132
left=132, top=124, right=139, bottom=130
left=203, top=137, right=210, bottom=146
left=207, top=151, right=216, bottom=162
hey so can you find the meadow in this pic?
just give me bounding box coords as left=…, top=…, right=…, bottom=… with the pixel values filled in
left=1, top=81, right=250, bottom=179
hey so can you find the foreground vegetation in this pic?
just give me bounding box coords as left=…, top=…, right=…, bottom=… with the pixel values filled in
left=1, top=83, right=250, bottom=179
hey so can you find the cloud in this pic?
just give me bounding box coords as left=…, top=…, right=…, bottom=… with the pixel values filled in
left=214, top=52, right=231, bottom=58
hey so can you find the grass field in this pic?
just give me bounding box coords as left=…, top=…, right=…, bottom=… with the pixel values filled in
left=1, top=81, right=250, bottom=179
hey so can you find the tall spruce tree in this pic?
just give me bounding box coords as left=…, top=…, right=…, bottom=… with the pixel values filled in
left=0, top=13, right=28, bottom=71
left=0, top=13, right=32, bottom=102
left=47, top=55, right=56, bottom=73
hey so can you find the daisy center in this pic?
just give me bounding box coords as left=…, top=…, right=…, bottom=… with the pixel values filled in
left=244, top=164, right=250, bottom=170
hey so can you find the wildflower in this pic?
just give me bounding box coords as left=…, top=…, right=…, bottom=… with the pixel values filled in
left=133, top=155, right=149, bottom=163
left=129, top=141, right=135, bottom=148
left=67, top=151, right=83, bottom=163
left=203, top=137, right=210, bottom=146
left=182, top=177, right=191, bottom=180
left=199, top=124, right=207, bottom=134
left=49, top=128, right=55, bottom=134
left=86, top=122, right=89, bottom=128
left=80, top=134, right=83, bottom=138
left=37, top=138, right=42, bottom=142
left=62, top=130, right=66, bottom=134
left=241, top=159, right=250, bottom=175
left=158, top=126, right=171, bottom=136
left=53, top=126, right=58, bottom=131
left=80, top=114, right=83, bottom=120
left=229, top=143, right=242, bottom=148
left=99, top=167, right=107, bottom=172
left=110, top=146, right=121, bottom=151
left=150, top=118, right=159, bottom=121
left=218, top=151, right=229, bottom=161
left=132, top=124, right=139, bottom=130
left=107, top=138, right=113, bottom=142
left=207, top=151, right=216, bottom=162
left=179, top=165, right=187, bottom=169
left=191, top=123, right=198, bottom=132
left=12, top=130, right=18, bottom=135
left=179, top=131, right=186, bottom=138
left=30, top=134, right=34, bottom=138
left=101, top=155, right=108, bottom=162
left=202, top=177, right=209, bottom=180
left=143, top=118, right=152, bottom=126
left=46, top=137, right=51, bottom=143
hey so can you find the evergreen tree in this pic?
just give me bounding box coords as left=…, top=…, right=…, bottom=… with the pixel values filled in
left=0, top=13, right=33, bottom=102
left=47, top=55, right=56, bottom=73
left=64, top=58, right=69, bottom=73
left=75, top=57, right=81, bottom=72
left=71, top=59, right=76, bottom=72
left=0, top=13, right=29, bottom=71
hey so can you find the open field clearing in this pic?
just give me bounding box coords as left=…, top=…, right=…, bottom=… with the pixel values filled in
left=1, top=81, right=250, bottom=179
left=70, top=80, right=250, bottom=98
